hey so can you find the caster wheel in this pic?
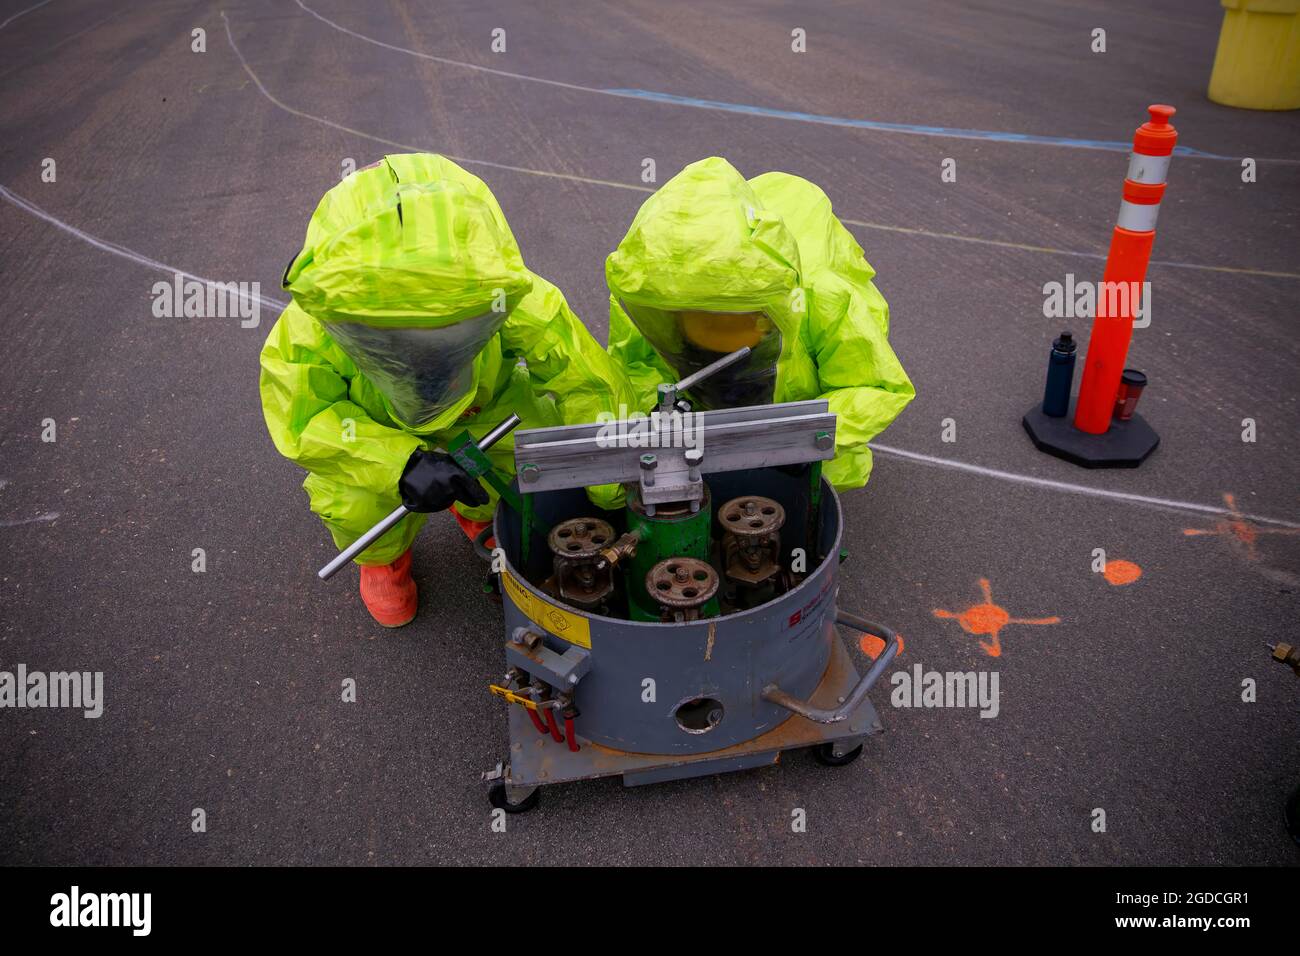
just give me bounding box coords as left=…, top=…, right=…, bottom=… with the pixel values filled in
left=488, top=782, right=540, bottom=814
left=812, top=742, right=863, bottom=767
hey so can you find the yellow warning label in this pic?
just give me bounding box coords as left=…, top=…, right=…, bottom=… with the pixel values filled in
left=500, top=571, right=591, bottom=648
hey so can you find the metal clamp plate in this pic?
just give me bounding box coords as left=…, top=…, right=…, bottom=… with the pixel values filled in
left=513, top=401, right=836, bottom=494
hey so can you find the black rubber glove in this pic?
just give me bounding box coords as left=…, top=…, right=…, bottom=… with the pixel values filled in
left=398, top=451, right=489, bottom=513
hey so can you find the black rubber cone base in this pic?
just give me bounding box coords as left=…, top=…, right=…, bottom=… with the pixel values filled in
left=1022, top=404, right=1159, bottom=469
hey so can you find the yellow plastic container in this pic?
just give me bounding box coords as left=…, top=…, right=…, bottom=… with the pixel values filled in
left=1208, top=0, right=1300, bottom=110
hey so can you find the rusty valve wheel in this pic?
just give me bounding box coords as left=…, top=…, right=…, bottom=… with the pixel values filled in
left=645, top=557, right=719, bottom=610
left=718, top=496, right=786, bottom=591
left=547, top=517, right=615, bottom=560
left=718, top=496, right=785, bottom=538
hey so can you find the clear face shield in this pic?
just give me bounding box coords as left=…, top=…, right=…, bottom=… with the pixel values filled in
left=323, top=310, right=507, bottom=427
left=620, top=301, right=781, bottom=410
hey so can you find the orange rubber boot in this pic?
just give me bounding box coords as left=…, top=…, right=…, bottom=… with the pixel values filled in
left=359, top=548, right=418, bottom=628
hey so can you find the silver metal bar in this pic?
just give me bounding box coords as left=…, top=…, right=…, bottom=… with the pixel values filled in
left=513, top=401, right=834, bottom=493
left=478, top=413, right=523, bottom=450
left=518, top=400, right=830, bottom=446
left=317, top=413, right=521, bottom=581
left=674, top=346, right=751, bottom=395
left=761, top=612, right=899, bottom=724
left=317, top=505, right=410, bottom=580
left=518, top=413, right=835, bottom=491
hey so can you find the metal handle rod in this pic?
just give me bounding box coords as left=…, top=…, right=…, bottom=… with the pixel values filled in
left=317, top=413, right=521, bottom=580
left=476, top=413, right=523, bottom=451
left=317, top=505, right=410, bottom=581
left=657, top=346, right=752, bottom=411
left=675, top=346, right=751, bottom=394
left=761, top=611, right=900, bottom=724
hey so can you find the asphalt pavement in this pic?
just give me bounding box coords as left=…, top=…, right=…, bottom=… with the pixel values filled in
left=1, top=0, right=1297, bottom=865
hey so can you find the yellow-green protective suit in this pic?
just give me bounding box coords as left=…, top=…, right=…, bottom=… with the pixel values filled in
left=606, top=157, right=915, bottom=491
left=260, top=153, right=634, bottom=565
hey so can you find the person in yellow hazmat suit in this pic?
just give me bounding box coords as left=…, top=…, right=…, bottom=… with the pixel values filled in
left=260, top=153, right=634, bottom=627
left=606, top=157, right=915, bottom=491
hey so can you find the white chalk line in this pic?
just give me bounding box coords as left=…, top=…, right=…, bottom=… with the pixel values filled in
left=225, top=12, right=1299, bottom=281
left=0, top=479, right=59, bottom=528
left=293, top=0, right=609, bottom=98
left=4, top=180, right=1294, bottom=532
left=221, top=13, right=650, bottom=196
left=0, top=513, right=60, bottom=528
left=868, top=443, right=1300, bottom=529
left=0, top=0, right=53, bottom=31
left=837, top=221, right=1300, bottom=281
left=3, top=25, right=1296, bottom=534
left=292, top=0, right=1300, bottom=166
left=0, top=185, right=289, bottom=313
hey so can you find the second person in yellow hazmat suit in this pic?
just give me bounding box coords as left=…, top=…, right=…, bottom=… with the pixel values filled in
left=605, top=157, right=915, bottom=490
left=260, top=153, right=634, bottom=627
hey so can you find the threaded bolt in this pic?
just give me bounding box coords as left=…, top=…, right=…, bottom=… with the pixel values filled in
left=640, top=453, right=658, bottom=487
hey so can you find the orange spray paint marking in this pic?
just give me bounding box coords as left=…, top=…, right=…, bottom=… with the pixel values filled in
left=1183, top=493, right=1300, bottom=563
left=1102, top=559, right=1142, bottom=586
left=932, top=578, right=1060, bottom=658
left=860, top=632, right=904, bottom=660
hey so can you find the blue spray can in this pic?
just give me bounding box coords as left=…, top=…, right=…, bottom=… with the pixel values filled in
left=1041, top=331, right=1076, bottom=418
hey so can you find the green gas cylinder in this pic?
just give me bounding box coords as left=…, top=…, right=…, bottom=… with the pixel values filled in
left=624, top=484, right=719, bottom=621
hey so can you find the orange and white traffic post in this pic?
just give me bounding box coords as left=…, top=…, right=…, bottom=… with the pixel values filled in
left=1023, top=104, right=1176, bottom=469
left=1074, top=105, right=1177, bottom=434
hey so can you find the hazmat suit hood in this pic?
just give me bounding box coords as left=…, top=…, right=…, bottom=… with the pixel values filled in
left=261, top=152, right=640, bottom=565
left=606, top=157, right=915, bottom=490
left=284, top=154, right=533, bottom=428
left=604, top=157, right=805, bottom=410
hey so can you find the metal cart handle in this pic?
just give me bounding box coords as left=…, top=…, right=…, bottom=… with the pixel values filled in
left=761, top=610, right=900, bottom=724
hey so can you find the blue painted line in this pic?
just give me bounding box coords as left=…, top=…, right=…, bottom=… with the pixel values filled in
left=604, top=88, right=1231, bottom=159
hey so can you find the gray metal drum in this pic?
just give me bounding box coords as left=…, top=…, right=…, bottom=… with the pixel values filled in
left=495, top=468, right=843, bottom=756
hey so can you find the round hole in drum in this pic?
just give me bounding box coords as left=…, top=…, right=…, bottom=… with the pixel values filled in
left=674, top=697, right=724, bottom=734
